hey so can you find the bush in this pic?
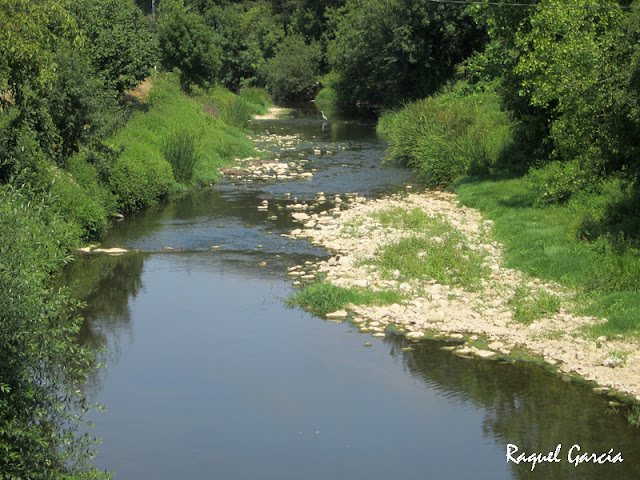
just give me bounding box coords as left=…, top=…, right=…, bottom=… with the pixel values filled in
left=217, top=96, right=255, bottom=130
left=260, top=34, right=321, bottom=100
left=239, top=88, right=272, bottom=111
left=378, top=89, right=512, bottom=187
left=196, top=85, right=268, bottom=130
left=109, top=141, right=173, bottom=212
left=0, top=186, right=106, bottom=479
left=162, top=130, right=203, bottom=184
left=526, top=159, right=594, bottom=205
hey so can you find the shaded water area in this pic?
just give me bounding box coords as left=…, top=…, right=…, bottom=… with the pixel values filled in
left=67, top=104, right=640, bottom=479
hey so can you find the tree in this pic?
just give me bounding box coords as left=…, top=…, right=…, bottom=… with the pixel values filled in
left=49, top=46, right=118, bottom=157
left=261, top=34, right=322, bottom=100
left=203, top=2, right=284, bottom=90
left=0, top=186, right=108, bottom=480
left=327, top=0, right=485, bottom=106
left=71, top=0, right=157, bottom=94
left=158, top=0, right=222, bottom=91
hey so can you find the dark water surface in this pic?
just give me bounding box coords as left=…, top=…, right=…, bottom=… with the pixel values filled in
left=70, top=105, right=640, bottom=479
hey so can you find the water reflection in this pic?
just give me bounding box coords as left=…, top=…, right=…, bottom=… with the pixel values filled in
left=67, top=105, right=640, bottom=479
left=395, top=337, right=640, bottom=478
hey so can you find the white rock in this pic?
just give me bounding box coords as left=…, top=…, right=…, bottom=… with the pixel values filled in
left=292, top=212, right=310, bottom=221
left=428, top=310, right=445, bottom=323
left=474, top=349, right=497, bottom=358
left=406, top=331, right=425, bottom=339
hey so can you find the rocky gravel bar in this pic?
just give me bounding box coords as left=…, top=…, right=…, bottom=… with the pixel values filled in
left=286, top=189, right=640, bottom=403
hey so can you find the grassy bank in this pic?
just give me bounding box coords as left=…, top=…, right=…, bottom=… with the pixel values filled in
left=107, top=76, right=268, bottom=212
left=292, top=81, right=640, bottom=341
left=376, top=82, right=640, bottom=340
left=454, top=175, right=640, bottom=338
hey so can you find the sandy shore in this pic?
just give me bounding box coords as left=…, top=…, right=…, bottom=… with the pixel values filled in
left=286, top=189, right=640, bottom=402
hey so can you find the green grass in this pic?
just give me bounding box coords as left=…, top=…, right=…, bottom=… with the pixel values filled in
left=377, top=89, right=513, bottom=187
left=585, top=293, right=640, bottom=337
left=344, top=208, right=489, bottom=291
left=106, top=75, right=262, bottom=211
left=239, top=87, right=272, bottom=111
left=370, top=235, right=488, bottom=290
left=373, top=207, right=448, bottom=232
left=374, top=80, right=640, bottom=339
left=286, top=282, right=406, bottom=317
left=162, top=130, right=203, bottom=184
left=314, top=87, right=340, bottom=118
left=454, top=174, right=640, bottom=337
left=454, top=176, right=592, bottom=287
left=508, top=286, right=562, bottom=324
left=198, top=85, right=272, bottom=130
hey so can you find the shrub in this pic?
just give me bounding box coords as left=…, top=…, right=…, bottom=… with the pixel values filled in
left=199, top=86, right=268, bottom=129
left=162, top=130, right=202, bottom=184
left=239, top=88, right=272, bottom=110
left=49, top=151, right=117, bottom=240
left=109, top=142, right=173, bottom=212
left=217, top=96, right=254, bottom=130
left=0, top=186, right=106, bottom=479
left=526, top=159, right=594, bottom=205
left=378, top=90, right=512, bottom=187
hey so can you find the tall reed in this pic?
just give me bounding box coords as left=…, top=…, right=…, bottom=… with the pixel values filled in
left=162, top=130, right=203, bottom=184
left=378, top=91, right=511, bottom=187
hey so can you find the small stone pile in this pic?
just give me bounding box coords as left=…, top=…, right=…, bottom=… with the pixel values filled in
left=221, top=157, right=314, bottom=182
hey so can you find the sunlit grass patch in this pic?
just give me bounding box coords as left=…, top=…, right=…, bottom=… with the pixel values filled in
left=454, top=176, right=593, bottom=288
left=508, top=286, right=562, bottom=324
left=455, top=174, right=640, bottom=338
left=585, top=292, right=640, bottom=338
left=372, top=207, right=446, bottom=232
left=367, top=233, right=489, bottom=290
left=286, top=282, right=405, bottom=317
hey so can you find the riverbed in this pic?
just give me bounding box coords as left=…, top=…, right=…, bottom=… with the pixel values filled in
left=70, top=104, right=640, bottom=479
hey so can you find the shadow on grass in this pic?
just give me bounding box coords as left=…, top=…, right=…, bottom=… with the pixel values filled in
left=578, top=189, right=640, bottom=251
left=453, top=173, right=535, bottom=210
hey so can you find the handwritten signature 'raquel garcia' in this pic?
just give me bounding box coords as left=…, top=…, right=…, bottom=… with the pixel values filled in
left=506, top=443, right=623, bottom=471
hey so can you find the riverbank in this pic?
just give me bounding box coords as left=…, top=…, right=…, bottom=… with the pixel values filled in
left=285, top=188, right=640, bottom=404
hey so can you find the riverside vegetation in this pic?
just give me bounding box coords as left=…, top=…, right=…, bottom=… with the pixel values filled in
left=0, top=72, right=268, bottom=478
left=1, top=1, right=271, bottom=476
left=4, top=0, right=640, bottom=476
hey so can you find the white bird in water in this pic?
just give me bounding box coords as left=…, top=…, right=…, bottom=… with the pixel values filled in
left=321, top=111, right=328, bottom=121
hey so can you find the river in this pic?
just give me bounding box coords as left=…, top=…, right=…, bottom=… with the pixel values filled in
left=67, top=104, right=640, bottom=479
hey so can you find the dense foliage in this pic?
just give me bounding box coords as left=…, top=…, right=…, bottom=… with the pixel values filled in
left=5, top=0, right=640, bottom=474
left=327, top=0, right=485, bottom=106
left=0, top=186, right=107, bottom=480
left=261, top=34, right=322, bottom=100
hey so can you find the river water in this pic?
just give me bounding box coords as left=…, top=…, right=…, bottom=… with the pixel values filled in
left=69, top=104, right=640, bottom=479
